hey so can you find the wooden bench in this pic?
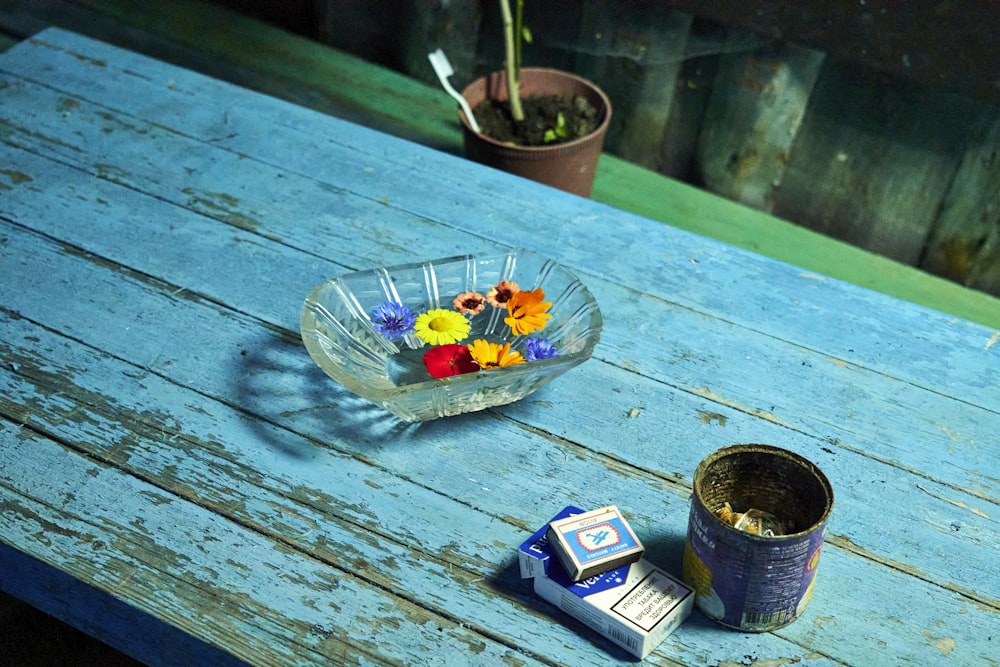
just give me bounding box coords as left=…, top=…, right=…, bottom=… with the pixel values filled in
left=3, top=0, right=998, bottom=330
left=2, top=29, right=997, bottom=664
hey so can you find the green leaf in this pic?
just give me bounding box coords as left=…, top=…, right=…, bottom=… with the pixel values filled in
left=544, top=113, right=569, bottom=144
left=555, top=112, right=568, bottom=137
left=522, top=26, right=533, bottom=44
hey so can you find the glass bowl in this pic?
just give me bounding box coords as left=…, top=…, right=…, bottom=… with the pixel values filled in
left=300, top=249, right=602, bottom=422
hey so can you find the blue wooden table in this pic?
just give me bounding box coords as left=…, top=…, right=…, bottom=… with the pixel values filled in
left=1, top=28, right=997, bottom=666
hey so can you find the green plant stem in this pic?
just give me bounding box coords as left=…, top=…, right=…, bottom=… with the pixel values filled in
left=514, top=0, right=523, bottom=72
left=500, top=0, right=524, bottom=121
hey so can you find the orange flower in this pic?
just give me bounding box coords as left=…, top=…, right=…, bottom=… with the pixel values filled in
left=467, top=339, right=525, bottom=369
left=504, top=287, right=552, bottom=335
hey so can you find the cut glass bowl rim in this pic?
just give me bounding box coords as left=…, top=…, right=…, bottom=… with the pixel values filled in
left=300, top=248, right=602, bottom=419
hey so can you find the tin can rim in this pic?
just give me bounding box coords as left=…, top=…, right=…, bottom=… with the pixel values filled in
left=692, top=443, right=834, bottom=539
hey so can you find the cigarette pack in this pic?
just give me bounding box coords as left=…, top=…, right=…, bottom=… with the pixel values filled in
left=534, top=558, right=694, bottom=659
left=518, top=505, right=583, bottom=579
left=546, top=505, right=644, bottom=581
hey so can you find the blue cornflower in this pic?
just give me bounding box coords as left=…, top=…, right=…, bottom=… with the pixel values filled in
left=524, top=338, right=559, bottom=362
left=370, top=302, right=417, bottom=339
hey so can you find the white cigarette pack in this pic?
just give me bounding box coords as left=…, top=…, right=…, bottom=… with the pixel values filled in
left=534, top=558, right=694, bottom=659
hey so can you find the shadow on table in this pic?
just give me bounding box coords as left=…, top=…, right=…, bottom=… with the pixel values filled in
left=479, top=532, right=694, bottom=663
left=232, top=328, right=498, bottom=457
left=644, top=532, right=688, bottom=576
left=488, top=558, right=639, bottom=662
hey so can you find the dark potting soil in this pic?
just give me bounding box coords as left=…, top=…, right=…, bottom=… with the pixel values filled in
left=473, top=94, right=599, bottom=146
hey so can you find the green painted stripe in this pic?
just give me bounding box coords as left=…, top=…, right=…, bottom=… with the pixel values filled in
left=592, top=156, right=1000, bottom=329
left=10, top=0, right=1000, bottom=329
left=72, top=0, right=464, bottom=151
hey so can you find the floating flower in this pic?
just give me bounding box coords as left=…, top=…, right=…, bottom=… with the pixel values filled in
left=467, top=339, right=525, bottom=369
left=504, top=287, right=552, bottom=336
left=524, top=338, right=559, bottom=362
left=414, top=308, right=471, bottom=345
left=453, top=291, right=486, bottom=315
left=423, top=344, right=479, bottom=379
left=370, top=302, right=417, bottom=339
left=485, top=280, right=520, bottom=308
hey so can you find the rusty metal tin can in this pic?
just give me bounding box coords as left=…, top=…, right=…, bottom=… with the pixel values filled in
left=682, top=444, right=834, bottom=631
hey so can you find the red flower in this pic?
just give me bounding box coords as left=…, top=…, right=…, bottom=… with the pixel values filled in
left=422, top=344, right=479, bottom=379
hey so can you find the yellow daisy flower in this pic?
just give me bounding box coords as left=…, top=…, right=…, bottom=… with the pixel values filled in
left=504, top=287, right=552, bottom=336
left=414, top=309, right=471, bottom=345
left=467, top=339, right=525, bottom=369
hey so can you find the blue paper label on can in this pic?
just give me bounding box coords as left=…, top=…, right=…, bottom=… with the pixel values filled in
left=683, top=499, right=827, bottom=631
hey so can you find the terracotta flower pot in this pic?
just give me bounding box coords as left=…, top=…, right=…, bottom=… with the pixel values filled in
left=459, top=68, right=611, bottom=197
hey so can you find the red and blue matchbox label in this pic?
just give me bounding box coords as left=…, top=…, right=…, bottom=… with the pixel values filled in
left=569, top=518, right=628, bottom=558
left=546, top=506, right=644, bottom=581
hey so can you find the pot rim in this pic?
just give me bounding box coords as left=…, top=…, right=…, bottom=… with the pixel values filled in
left=458, top=67, right=612, bottom=152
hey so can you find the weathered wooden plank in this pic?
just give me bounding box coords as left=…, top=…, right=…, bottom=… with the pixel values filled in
left=7, top=217, right=991, bottom=664
left=2, top=170, right=997, bottom=660
left=0, top=319, right=635, bottom=665
left=659, top=0, right=1000, bottom=107
left=773, top=58, right=980, bottom=265
left=0, top=427, right=551, bottom=666
left=0, top=257, right=836, bottom=665
left=573, top=2, right=692, bottom=170
left=921, top=107, right=1000, bottom=295
left=4, top=8, right=1000, bottom=326
left=0, top=305, right=853, bottom=667
left=3, top=115, right=999, bottom=515
left=0, top=541, right=247, bottom=666
left=2, top=226, right=997, bottom=664
left=4, top=97, right=1000, bottom=598
left=2, top=32, right=997, bottom=400
left=696, top=40, right=824, bottom=211
left=2, top=39, right=998, bottom=507
left=3, top=26, right=1000, bottom=667
left=3, top=22, right=996, bottom=560
left=0, top=0, right=464, bottom=151
left=3, top=206, right=998, bottom=608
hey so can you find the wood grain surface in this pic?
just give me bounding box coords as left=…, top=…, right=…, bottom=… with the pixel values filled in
left=3, top=0, right=1000, bottom=331
left=1, top=29, right=998, bottom=666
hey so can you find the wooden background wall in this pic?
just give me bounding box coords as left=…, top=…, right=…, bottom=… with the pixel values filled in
left=219, top=0, right=1000, bottom=299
